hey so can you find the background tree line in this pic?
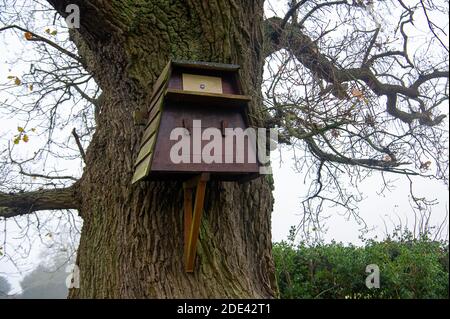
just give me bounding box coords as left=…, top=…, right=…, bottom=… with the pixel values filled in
left=273, top=227, right=449, bottom=299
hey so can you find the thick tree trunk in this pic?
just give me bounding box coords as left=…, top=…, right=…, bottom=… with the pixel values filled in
left=56, top=0, right=276, bottom=298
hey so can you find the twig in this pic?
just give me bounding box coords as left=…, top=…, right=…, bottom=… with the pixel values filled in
left=71, top=128, right=86, bottom=163
left=0, top=25, right=83, bottom=63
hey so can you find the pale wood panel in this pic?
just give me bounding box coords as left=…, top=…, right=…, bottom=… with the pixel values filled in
left=135, top=134, right=156, bottom=166
left=131, top=155, right=152, bottom=184
left=141, top=114, right=161, bottom=145
left=182, top=73, right=223, bottom=94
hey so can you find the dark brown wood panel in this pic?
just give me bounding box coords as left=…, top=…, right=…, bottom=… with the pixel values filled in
left=150, top=103, right=259, bottom=174
left=168, top=71, right=183, bottom=90
left=172, top=60, right=240, bottom=72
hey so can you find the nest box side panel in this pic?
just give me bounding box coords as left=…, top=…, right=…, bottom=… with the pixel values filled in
left=152, top=61, right=172, bottom=95
left=131, top=90, right=167, bottom=184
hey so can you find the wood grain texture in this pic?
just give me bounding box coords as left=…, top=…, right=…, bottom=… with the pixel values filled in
left=185, top=173, right=209, bottom=272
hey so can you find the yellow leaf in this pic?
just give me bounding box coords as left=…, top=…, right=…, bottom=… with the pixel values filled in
left=45, top=28, right=51, bottom=34
left=7, top=75, right=15, bottom=79
left=13, top=137, right=20, bottom=145
left=22, top=134, right=29, bottom=143
left=14, top=77, right=21, bottom=86
left=29, top=84, right=34, bottom=91
left=24, top=32, right=33, bottom=40
left=351, top=88, right=364, bottom=100
left=50, top=30, right=57, bottom=36
left=31, top=128, right=36, bottom=132
left=17, top=126, right=25, bottom=133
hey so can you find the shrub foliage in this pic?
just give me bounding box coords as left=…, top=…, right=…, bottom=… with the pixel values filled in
left=273, top=230, right=449, bottom=299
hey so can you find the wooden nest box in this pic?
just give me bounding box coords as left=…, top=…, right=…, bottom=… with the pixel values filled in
left=132, top=60, right=263, bottom=272
left=132, top=60, right=261, bottom=184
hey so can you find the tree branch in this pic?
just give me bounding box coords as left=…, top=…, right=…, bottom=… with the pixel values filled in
left=263, top=17, right=449, bottom=126
left=281, top=0, right=308, bottom=28
left=297, top=0, right=349, bottom=27
left=0, top=25, right=83, bottom=63
left=303, top=133, right=417, bottom=175
left=362, top=27, right=380, bottom=66
left=419, top=0, right=449, bottom=53
left=0, top=186, right=79, bottom=219
left=72, top=128, right=87, bottom=163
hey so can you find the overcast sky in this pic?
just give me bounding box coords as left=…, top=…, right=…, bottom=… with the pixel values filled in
left=264, top=0, right=449, bottom=244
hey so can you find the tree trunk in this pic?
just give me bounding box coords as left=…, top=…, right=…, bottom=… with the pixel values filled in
left=54, top=0, right=276, bottom=298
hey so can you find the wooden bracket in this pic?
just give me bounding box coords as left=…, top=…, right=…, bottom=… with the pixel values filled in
left=183, top=173, right=210, bottom=272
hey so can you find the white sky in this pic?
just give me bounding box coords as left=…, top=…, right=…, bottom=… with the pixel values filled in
left=0, top=0, right=449, bottom=295
left=271, top=148, right=449, bottom=243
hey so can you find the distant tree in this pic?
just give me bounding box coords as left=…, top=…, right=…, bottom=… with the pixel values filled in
left=0, top=276, right=12, bottom=299
left=18, top=253, right=70, bottom=299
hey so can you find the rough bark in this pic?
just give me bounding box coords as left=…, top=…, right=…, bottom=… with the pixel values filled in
left=45, top=0, right=277, bottom=298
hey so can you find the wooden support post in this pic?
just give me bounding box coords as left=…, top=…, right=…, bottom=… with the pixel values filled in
left=183, top=173, right=209, bottom=273
left=183, top=186, right=193, bottom=262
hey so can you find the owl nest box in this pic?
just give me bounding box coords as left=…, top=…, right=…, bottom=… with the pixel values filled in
left=132, top=60, right=261, bottom=184
left=132, top=60, right=263, bottom=272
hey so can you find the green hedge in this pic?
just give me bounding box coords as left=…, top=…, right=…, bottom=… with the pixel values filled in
left=273, top=232, right=449, bottom=299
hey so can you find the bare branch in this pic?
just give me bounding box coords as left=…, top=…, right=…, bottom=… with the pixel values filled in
left=72, top=128, right=86, bottom=164
left=419, top=0, right=449, bottom=52
left=0, top=25, right=83, bottom=63
left=263, top=17, right=449, bottom=126
left=0, top=186, right=79, bottom=219
left=281, top=0, right=308, bottom=28
left=362, top=27, right=380, bottom=66
left=297, top=0, right=349, bottom=27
